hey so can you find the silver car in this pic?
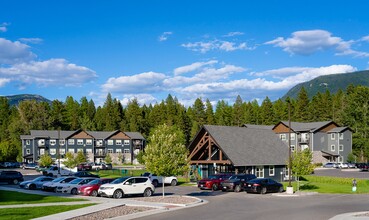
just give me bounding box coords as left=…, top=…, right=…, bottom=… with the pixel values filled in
left=19, top=176, right=54, bottom=190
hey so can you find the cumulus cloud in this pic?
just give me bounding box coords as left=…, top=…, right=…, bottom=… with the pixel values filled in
left=0, top=78, right=11, bottom=87
left=0, top=58, right=97, bottom=87
left=266, top=29, right=369, bottom=57
left=158, top=32, right=173, bottom=42
left=0, top=22, right=9, bottom=32
left=101, top=71, right=167, bottom=93
left=223, top=32, right=244, bottom=37
left=120, top=94, right=158, bottom=106
left=18, top=38, right=43, bottom=44
left=181, top=40, right=253, bottom=53
left=0, top=38, right=36, bottom=64
left=173, top=60, right=218, bottom=75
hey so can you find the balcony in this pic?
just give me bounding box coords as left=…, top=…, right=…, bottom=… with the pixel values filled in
left=298, top=138, right=310, bottom=143
left=94, top=152, right=106, bottom=157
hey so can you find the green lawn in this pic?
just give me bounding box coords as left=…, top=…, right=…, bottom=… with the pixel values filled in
left=282, top=175, right=369, bottom=194
left=0, top=204, right=95, bottom=220
left=92, top=168, right=147, bottom=178
left=0, top=190, right=87, bottom=205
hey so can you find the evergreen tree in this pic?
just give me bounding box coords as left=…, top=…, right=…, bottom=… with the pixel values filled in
left=260, top=96, right=275, bottom=125
left=233, top=95, right=243, bottom=126
left=50, top=100, right=66, bottom=130
left=0, top=97, right=10, bottom=141
left=64, top=96, right=80, bottom=130
left=125, top=98, right=143, bottom=132
left=205, top=99, right=215, bottom=125
left=294, top=87, right=310, bottom=122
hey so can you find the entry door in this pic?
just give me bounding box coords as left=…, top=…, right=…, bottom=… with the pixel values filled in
left=39, top=149, right=45, bottom=155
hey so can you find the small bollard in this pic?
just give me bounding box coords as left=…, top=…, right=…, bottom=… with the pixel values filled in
left=352, top=179, right=357, bottom=192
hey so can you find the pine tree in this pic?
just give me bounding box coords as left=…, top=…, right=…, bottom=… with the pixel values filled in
left=233, top=95, right=243, bottom=126
left=294, top=87, right=310, bottom=122
left=260, top=96, right=275, bottom=125
left=205, top=99, right=215, bottom=125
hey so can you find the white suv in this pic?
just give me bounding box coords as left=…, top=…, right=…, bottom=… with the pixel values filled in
left=141, top=172, right=178, bottom=187
left=98, top=176, right=154, bottom=199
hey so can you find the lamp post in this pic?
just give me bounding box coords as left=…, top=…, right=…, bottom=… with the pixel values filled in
left=286, top=101, right=294, bottom=194
left=57, top=128, right=61, bottom=176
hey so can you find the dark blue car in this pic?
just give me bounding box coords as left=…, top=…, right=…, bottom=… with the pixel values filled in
left=244, top=178, right=284, bottom=194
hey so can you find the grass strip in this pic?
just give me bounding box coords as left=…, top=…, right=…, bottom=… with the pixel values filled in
left=0, top=204, right=95, bottom=220
left=0, top=190, right=87, bottom=205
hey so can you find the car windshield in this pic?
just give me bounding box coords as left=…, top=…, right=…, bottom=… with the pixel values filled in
left=69, top=178, right=83, bottom=184
left=229, top=175, right=242, bottom=180
left=87, top=179, right=100, bottom=185
left=52, top=177, right=65, bottom=182
left=111, top=177, right=130, bottom=184
left=33, top=177, right=46, bottom=181
left=208, top=175, right=221, bottom=179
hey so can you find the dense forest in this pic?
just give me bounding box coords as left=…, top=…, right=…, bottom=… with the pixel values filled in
left=1, top=84, right=369, bottom=162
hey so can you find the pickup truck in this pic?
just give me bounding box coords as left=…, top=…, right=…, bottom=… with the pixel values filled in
left=42, top=166, right=74, bottom=177
left=141, top=172, right=178, bottom=187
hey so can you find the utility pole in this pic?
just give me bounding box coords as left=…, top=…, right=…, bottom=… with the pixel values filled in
left=288, top=102, right=292, bottom=187
left=58, top=128, right=61, bottom=176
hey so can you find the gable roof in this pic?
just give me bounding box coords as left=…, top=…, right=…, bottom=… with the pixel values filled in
left=125, top=132, right=145, bottom=140
left=202, top=125, right=288, bottom=166
left=327, top=127, right=352, bottom=133
left=22, top=130, right=145, bottom=140
left=242, top=124, right=274, bottom=130
left=29, top=130, right=76, bottom=139
left=275, top=121, right=336, bottom=132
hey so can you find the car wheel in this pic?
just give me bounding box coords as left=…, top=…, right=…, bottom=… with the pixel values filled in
left=222, top=189, right=226, bottom=192
left=171, top=179, right=177, bottom=186
left=143, top=188, right=153, bottom=197
left=278, top=186, right=284, bottom=193
left=12, top=179, right=19, bottom=185
left=234, top=185, right=241, bottom=193
left=96, top=168, right=100, bottom=171
left=90, top=190, right=98, bottom=197
left=29, top=184, right=36, bottom=190
left=71, top=188, right=78, bottom=195
left=152, top=180, right=159, bottom=187
left=113, top=189, right=123, bottom=199
left=212, top=183, right=218, bottom=191
left=48, top=173, right=53, bottom=177
left=261, top=187, right=267, bottom=194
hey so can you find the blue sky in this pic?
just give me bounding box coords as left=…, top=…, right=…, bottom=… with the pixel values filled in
left=1, top=1, right=369, bottom=106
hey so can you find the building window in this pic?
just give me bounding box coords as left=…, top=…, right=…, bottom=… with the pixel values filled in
left=68, top=139, right=75, bottom=145
left=86, top=139, right=92, bottom=145
left=269, top=166, right=275, bottom=176
left=59, top=140, right=65, bottom=145
left=331, top=145, right=335, bottom=151
left=116, top=149, right=122, bottom=153
left=86, top=149, right=92, bottom=153
left=96, top=140, right=103, bottom=146
left=116, top=140, right=122, bottom=145
left=338, top=156, right=343, bottom=163
left=26, top=140, right=30, bottom=145
left=331, top=133, right=335, bottom=140
left=39, top=149, right=45, bottom=155
left=290, top=133, right=295, bottom=140
left=50, top=148, right=56, bottom=155
left=50, top=139, right=56, bottom=146
left=124, top=140, right=130, bottom=145
left=107, top=140, right=113, bottom=145
left=339, top=145, right=344, bottom=151
left=301, top=144, right=309, bottom=151
left=68, top=149, right=75, bottom=153
left=26, top=149, right=30, bottom=154
left=255, top=166, right=264, bottom=178
left=290, top=145, right=295, bottom=152
left=38, top=139, right=45, bottom=146
left=78, top=148, right=83, bottom=152
left=280, top=134, right=286, bottom=141
left=107, top=149, right=113, bottom=154
left=59, top=149, right=65, bottom=155
left=77, top=139, right=83, bottom=145
left=124, top=149, right=130, bottom=154
left=339, top=133, right=344, bottom=140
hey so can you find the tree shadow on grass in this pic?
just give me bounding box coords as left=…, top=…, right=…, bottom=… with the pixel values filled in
left=300, top=183, right=319, bottom=190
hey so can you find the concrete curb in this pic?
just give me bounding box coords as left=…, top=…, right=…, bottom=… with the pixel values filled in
left=330, top=211, right=369, bottom=220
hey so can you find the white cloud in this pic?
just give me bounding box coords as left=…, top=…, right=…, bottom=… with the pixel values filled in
left=101, top=71, right=167, bottom=93
left=18, top=38, right=43, bottom=44
left=0, top=78, right=11, bottom=87
left=0, top=22, right=9, bottom=32
left=0, top=58, right=97, bottom=87
left=361, top=36, right=369, bottom=42
left=120, top=94, right=157, bottom=106
left=158, top=31, right=173, bottom=42
left=223, top=32, right=244, bottom=37
left=173, top=60, right=218, bottom=75
left=0, top=38, right=36, bottom=64
left=265, top=30, right=342, bottom=55
left=181, top=40, right=253, bottom=53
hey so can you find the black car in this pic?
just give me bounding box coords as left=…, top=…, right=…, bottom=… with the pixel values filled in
left=220, top=174, right=257, bottom=192
left=0, top=170, right=24, bottom=184
left=73, top=171, right=99, bottom=178
left=244, top=178, right=284, bottom=194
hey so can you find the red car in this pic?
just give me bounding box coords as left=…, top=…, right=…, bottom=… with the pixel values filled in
left=78, top=178, right=115, bottom=196
left=198, top=173, right=232, bottom=191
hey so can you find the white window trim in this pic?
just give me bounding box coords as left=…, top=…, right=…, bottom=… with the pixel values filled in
left=331, top=133, right=335, bottom=140
left=86, top=149, right=92, bottom=153
left=50, top=149, right=56, bottom=155
left=77, top=139, right=84, bottom=145
left=26, top=149, right=30, bottom=154
left=59, top=140, right=65, bottom=145
left=338, top=156, right=343, bottom=163
left=116, top=149, right=122, bottom=153
left=256, top=166, right=264, bottom=178
left=124, top=140, right=130, bottom=145
left=331, top=144, right=335, bottom=151
left=68, top=149, right=75, bottom=153
left=107, top=149, right=113, bottom=154
left=107, top=140, right=114, bottom=145
left=116, top=140, right=122, bottom=145
left=124, top=149, right=130, bottom=154
left=50, top=139, right=56, bottom=146
left=269, top=166, right=275, bottom=176
left=26, top=140, right=30, bottom=145
left=339, top=133, right=344, bottom=140
left=68, top=139, right=75, bottom=145
left=290, top=133, right=295, bottom=140
left=59, top=149, right=65, bottom=154
left=86, top=139, right=92, bottom=145
left=339, top=144, right=344, bottom=152
left=280, top=134, right=286, bottom=141
left=290, top=145, right=295, bottom=152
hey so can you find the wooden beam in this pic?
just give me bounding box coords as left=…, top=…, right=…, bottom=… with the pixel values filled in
left=190, top=160, right=232, bottom=165
left=189, top=133, right=209, bottom=159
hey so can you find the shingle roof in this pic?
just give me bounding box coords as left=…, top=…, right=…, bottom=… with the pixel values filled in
left=203, top=125, right=288, bottom=166
left=243, top=124, right=274, bottom=130
left=23, top=130, right=145, bottom=140
left=279, top=121, right=334, bottom=132
left=29, top=130, right=76, bottom=139
left=328, top=127, right=350, bottom=133
left=125, top=132, right=145, bottom=140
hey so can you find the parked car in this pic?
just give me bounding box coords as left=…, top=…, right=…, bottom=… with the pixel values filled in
left=141, top=172, right=178, bottom=187
left=348, top=163, right=356, bottom=168
left=4, top=162, right=17, bottom=168
left=197, top=173, right=232, bottom=191
left=0, top=170, right=24, bottom=184
left=220, top=174, right=257, bottom=192
left=338, top=163, right=349, bottom=169
left=98, top=176, right=154, bottom=198
left=42, top=176, right=78, bottom=192
left=77, top=163, right=92, bottom=171
left=22, top=162, right=38, bottom=169
left=19, top=176, right=54, bottom=190
left=56, top=177, right=97, bottom=194
left=91, top=162, right=112, bottom=171
left=78, top=178, right=115, bottom=196
left=73, top=171, right=99, bottom=178
left=42, top=166, right=74, bottom=177
left=358, top=163, right=369, bottom=171
left=323, top=162, right=338, bottom=168
left=244, top=178, right=284, bottom=194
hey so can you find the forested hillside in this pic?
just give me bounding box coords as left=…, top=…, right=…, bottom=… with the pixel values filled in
left=282, top=70, right=369, bottom=100
left=1, top=85, right=369, bottom=162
